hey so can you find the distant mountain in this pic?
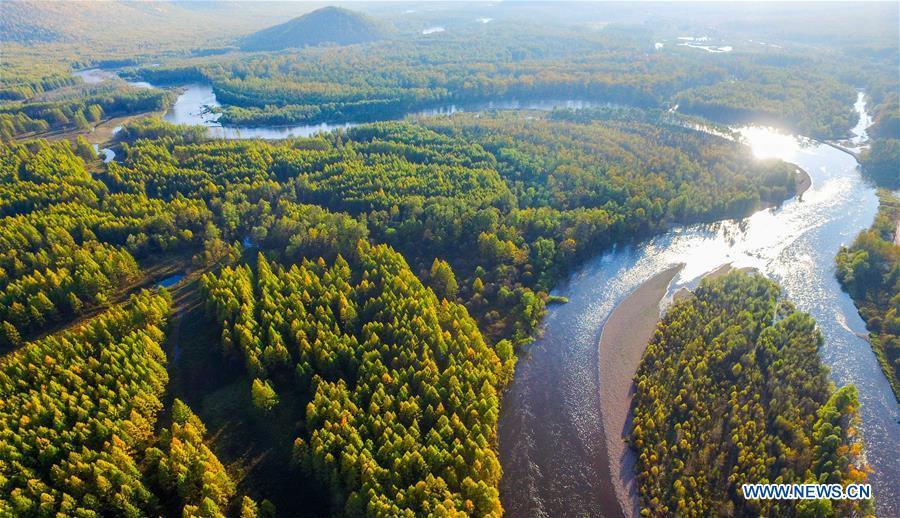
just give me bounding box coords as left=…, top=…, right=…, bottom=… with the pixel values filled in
left=0, top=1, right=311, bottom=46
left=240, top=7, right=383, bottom=51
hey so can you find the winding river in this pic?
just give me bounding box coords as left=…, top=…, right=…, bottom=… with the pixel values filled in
left=497, top=93, right=898, bottom=517
left=82, top=69, right=897, bottom=516
left=160, top=83, right=611, bottom=139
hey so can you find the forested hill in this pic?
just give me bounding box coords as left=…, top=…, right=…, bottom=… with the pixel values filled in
left=239, top=7, right=383, bottom=52
left=632, top=271, right=872, bottom=516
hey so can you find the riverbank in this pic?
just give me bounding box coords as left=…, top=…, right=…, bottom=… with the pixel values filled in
left=823, top=139, right=862, bottom=161
left=597, top=263, right=684, bottom=518
left=794, top=167, right=812, bottom=197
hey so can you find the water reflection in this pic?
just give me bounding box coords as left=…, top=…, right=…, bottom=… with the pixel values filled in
left=156, top=274, right=184, bottom=289
left=738, top=125, right=803, bottom=159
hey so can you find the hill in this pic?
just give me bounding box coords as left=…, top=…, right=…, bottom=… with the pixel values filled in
left=0, top=1, right=309, bottom=47
left=240, top=6, right=383, bottom=51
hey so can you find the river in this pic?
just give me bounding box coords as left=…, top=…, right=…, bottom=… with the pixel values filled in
left=497, top=93, right=898, bottom=517
left=79, top=71, right=613, bottom=139
left=160, top=83, right=612, bottom=139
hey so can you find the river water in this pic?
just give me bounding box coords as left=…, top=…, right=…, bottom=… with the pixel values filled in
left=160, top=83, right=611, bottom=139
left=81, top=72, right=613, bottom=139
left=497, top=93, right=898, bottom=517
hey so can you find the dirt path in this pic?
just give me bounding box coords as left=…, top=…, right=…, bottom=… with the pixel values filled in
left=14, top=109, right=164, bottom=146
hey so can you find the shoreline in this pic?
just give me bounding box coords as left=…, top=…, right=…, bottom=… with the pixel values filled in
left=822, top=139, right=862, bottom=161
left=794, top=166, right=812, bottom=198
left=597, top=263, right=684, bottom=518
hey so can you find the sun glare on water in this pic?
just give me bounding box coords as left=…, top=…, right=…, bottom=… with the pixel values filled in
left=737, top=126, right=801, bottom=160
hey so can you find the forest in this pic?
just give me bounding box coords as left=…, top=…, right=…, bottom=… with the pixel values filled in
left=631, top=271, right=872, bottom=517
left=0, top=109, right=800, bottom=512
left=0, top=1, right=897, bottom=516
left=0, top=289, right=269, bottom=516
left=836, top=190, right=900, bottom=399
left=103, top=113, right=797, bottom=343
left=202, top=244, right=512, bottom=515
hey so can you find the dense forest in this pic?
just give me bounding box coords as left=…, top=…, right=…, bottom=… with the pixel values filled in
left=124, top=26, right=868, bottom=138
left=202, top=244, right=512, bottom=515
left=859, top=139, right=900, bottom=189
left=631, top=271, right=872, bottom=516
left=104, top=113, right=797, bottom=343
left=0, top=140, right=211, bottom=348
left=0, top=81, right=171, bottom=140
left=1, top=1, right=897, bottom=515
left=0, top=290, right=267, bottom=516
left=836, top=190, right=900, bottom=399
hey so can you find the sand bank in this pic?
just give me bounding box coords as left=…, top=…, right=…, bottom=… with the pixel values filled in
left=794, top=167, right=812, bottom=197
left=597, top=263, right=683, bottom=518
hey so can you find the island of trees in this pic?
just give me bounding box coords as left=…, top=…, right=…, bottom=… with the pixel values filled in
left=631, top=271, right=872, bottom=517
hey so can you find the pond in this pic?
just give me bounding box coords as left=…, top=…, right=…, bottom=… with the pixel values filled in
left=156, top=274, right=184, bottom=289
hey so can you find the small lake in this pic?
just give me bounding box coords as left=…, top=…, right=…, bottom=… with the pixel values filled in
left=156, top=274, right=184, bottom=289
left=91, top=144, right=115, bottom=163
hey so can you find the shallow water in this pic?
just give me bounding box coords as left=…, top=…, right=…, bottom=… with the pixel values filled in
left=91, top=144, right=116, bottom=164
left=73, top=68, right=152, bottom=89
left=497, top=96, right=898, bottom=517
left=157, top=274, right=184, bottom=289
